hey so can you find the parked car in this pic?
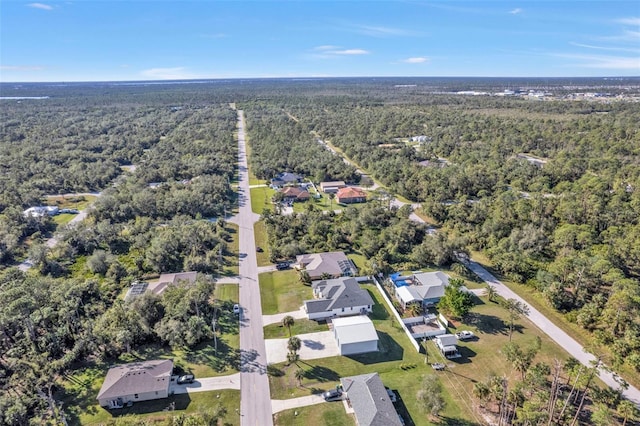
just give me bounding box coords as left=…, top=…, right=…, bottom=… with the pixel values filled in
left=256, top=246, right=263, bottom=252
left=323, top=389, right=343, bottom=401
left=276, top=262, right=289, bottom=270
left=455, top=330, right=475, bottom=340
left=177, top=374, right=194, bottom=384
left=233, top=304, right=241, bottom=315
left=431, top=363, right=446, bottom=371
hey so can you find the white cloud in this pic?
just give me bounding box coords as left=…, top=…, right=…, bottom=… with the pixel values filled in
left=333, top=49, right=369, bottom=55
left=556, top=53, right=640, bottom=70
left=314, top=45, right=340, bottom=51
left=140, top=67, right=199, bottom=80
left=355, top=25, right=413, bottom=37
left=402, top=57, right=429, bottom=64
left=569, top=42, right=640, bottom=53
left=617, top=17, right=640, bottom=25
left=509, top=8, right=523, bottom=15
left=27, top=3, right=53, bottom=10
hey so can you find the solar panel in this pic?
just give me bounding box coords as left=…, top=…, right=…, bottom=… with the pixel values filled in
left=128, top=281, right=148, bottom=296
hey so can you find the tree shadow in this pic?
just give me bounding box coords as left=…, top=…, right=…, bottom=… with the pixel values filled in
left=107, top=394, right=192, bottom=417
left=464, top=312, right=507, bottom=336
left=302, top=365, right=340, bottom=382
left=438, top=416, right=481, bottom=425
left=452, top=346, right=477, bottom=364
left=367, top=289, right=389, bottom=320
left=345, top=331, right=403, bottom=364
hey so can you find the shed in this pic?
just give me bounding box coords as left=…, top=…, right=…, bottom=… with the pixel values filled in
left=332, top=315, right=379, bottom=355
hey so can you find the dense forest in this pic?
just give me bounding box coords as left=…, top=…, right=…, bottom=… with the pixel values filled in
left=1, top=77, right=639, bottom=424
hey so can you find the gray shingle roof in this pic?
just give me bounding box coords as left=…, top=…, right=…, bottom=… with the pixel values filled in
left=97, top=359, right=173, bottom=401
left=305, top=277, right=374, bottom=314
left=340, top=373, right=402, bottom=426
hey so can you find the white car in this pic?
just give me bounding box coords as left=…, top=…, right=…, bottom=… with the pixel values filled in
left=455, top=330, right=475, bottom=340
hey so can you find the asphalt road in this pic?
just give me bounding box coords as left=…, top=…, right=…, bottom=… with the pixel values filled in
left=236, top=110, right=274, bottom=425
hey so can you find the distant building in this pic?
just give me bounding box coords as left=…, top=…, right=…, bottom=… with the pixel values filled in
left=97, top=359, right=173, bottom=409
left=336, top=187, right=367, bottom=204
left=23, top=206, right=59, bottom=218
left=319, top=181, right=346, bottom=193
left=124, top=272, right=198, bottom=301
left=390, top=271, right=449, bottom=308
left=270, top=172, right=303, bottom=187
left=280, top=186, right=310, bottom=202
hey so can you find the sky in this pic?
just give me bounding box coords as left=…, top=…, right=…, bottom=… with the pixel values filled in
left=1, top=1, right=639, bottom=82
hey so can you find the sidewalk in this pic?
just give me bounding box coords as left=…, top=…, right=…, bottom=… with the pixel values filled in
left=271, top=394, right=326, bottom=413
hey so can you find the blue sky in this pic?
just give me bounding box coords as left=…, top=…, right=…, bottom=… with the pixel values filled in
left=1, top=1, right=639, bottom=82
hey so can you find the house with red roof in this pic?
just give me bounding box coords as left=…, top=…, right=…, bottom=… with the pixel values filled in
left=336, top=187, right=367, bottom=204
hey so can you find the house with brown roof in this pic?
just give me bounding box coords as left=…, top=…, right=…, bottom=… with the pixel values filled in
left=124, top=272, right=198, bottom=301
left=280, top=186, right=310, bottom=202
left=295, top=251, right=358, bottom=281
left=97, top=359, right=173, bottom=409
left=336, top=187, right=367, bottom=204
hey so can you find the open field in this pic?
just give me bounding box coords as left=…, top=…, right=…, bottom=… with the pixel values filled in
left=222, top=223, right=240, bottom=276
left=251, top=186, right=276, bottom=214
left=268, top=282, right=578, bottom=425
left=259, top=269, right=313, bottom=315
left=45, top=194, right=98, bottom=210
left=254, top=221, right=271, bottom=266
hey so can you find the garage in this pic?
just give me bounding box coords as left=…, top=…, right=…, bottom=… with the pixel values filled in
left=332, top=315, right=379, bottom=356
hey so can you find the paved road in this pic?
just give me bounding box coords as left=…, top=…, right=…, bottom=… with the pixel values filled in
left=463, top=258, right=640, bottom=406
left=236, top=110, right=274, bottom=426
left=271, top=394, right=325, bottom=414
left=171, top=373, right=241, bottom=395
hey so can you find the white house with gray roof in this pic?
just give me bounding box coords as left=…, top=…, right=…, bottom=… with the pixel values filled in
left=340, top=373, right=403, bottom=426
left=295, top=251, right=357, bottom=281
left=304, top=277, right=373, bottom=321
left=393, top=271, right=449, bottom=309
left=332, top=315, right=379, bottom=355
left=97, top=359, right=173, bottom=409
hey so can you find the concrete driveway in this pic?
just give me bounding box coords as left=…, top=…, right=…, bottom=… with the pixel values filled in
left=262, top=307, right=307, bottom=326
left=170, top=373, right=240, bottom=395
left=271, top=394, right=326, bottom=414
left=265, top=331, right=340, bottom=364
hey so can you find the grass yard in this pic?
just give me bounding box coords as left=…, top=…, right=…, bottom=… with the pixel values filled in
left=52, top=213, right=78, bottom=226
left=74, top=389, right=240, bottom=425
left=259, top=269, right=313, bottom=315
left=268, top=282, right=577, bottom=426
left=274, top=403, right=354, bottom=426
left=221, top=223, right=240, bottom=276
left=347, top=252, right=368, bottom=272
left=46, top=194, right=97, bottom=210
left=251, top=186, right=276, bottom=214
left=264, top=318, right=328, bottom=339
left=254, top=221, right=271, bottom=266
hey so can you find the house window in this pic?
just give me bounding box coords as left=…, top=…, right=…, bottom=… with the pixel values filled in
left=134, top=394, right=139, bottom=399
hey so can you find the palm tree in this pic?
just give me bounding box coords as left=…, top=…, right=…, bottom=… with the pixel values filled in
left=503, top=298, right=529, bottom=341
left=287, top=336, right=301, bottom=356
left=282, top=315, right=295, bottom=337
left=294, top=368, right=305, bottom=387
left=485, top=284, right=497, bottom=303
left=408, top=302, right=423, bottom=317
left=298, top=270, right=311, bottom=285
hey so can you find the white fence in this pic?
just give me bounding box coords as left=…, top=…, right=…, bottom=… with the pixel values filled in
left=371, top=276, right=421, bottom=352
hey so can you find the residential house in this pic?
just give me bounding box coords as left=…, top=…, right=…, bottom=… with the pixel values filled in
left=336, top=187, right=367, bottom=204
left=332, top=315, right=379, bottom=355
left=340, top=373, right=403, bottom=426
left=23, top=206, right=59, bottom=218
left=435, top=334, right=460, bottom=358
left=97, top=359, right=173, bottom=409
left=280, top=186, right=310, bottom=202
left=390, top=271, right=449, bottom=309
left=270, top=172, right=303, bottom=187
left=304, top=277, right=373, bottom=321
left=319, top=181, right=346, bottom=193
left=295, top=251, right=358, bottom=280
left=124, top=271, right=197, bottom=301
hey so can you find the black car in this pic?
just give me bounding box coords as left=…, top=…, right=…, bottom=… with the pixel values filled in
left=256, top=246, right=264, bottom=252
left=177, top=374, right=194, bottom=384
left=323, top=389, right=343, bottom=401
left=276, top=262, right=289, bottom=270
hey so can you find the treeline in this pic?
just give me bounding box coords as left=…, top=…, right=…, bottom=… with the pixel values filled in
left=243, top=102, right=359, bottom=183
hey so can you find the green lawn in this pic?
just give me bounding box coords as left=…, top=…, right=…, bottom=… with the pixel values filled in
left=75, top=390, right=240, bottom=425
left=53, top=213, right=77, bottom=226
left=274, top=403, right=354, bottom=426
left=268, top=282, right=577, bottom=426
left=251, top=186, right=276, bottom=214
left=259, top=269, right=313, bottom=315
left=254, top=221, right=271, bottom=266
left=347, top=252, right=368, bottom=273
left=46, top=194, right=98, bottom=210
left=264, top=318, right=328, bottom=339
